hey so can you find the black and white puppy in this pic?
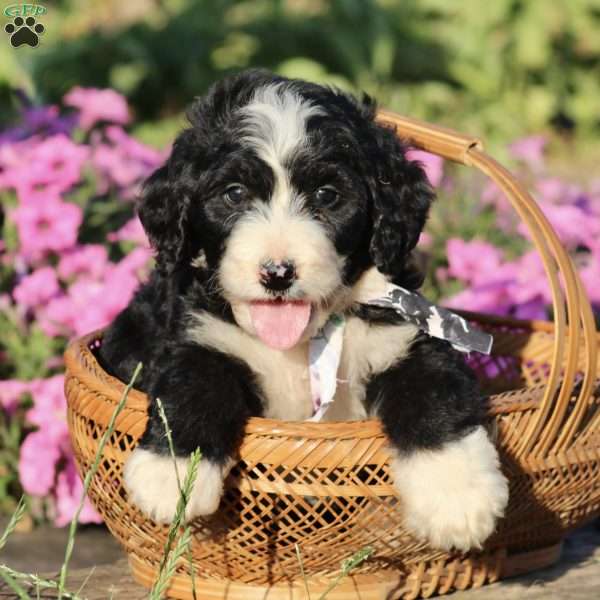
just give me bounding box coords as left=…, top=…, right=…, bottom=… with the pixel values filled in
left=100, top=69, right=508, bottom=551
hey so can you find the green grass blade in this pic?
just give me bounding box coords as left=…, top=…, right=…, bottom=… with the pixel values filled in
left=0, top=564, right=84, bottom=599
left=0, top=567, right=30, bottom=600
left=317, top=547, right=374, bottom=600
left=155, top=397, right=182, bottom=493
left=0, top=495, right=27, bottom=551
left=75, top=565, right=96, bottom=597
left=151, top=399, right=202, bottom=598
left=295, top=543, right=311, bottom=600
left=187, top=545, right=197, bottom=600
left=57, top=362, right=143, bottom=600
left=156, top=449, right=201, bottom=579
left=150, top=527, right=192, bottom=599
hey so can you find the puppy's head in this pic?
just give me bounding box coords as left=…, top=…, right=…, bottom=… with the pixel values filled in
left=138, top=69, right=433, bottom=350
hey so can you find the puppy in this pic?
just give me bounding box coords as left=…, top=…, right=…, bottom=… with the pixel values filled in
left=100, top=69, right=508, bottom=551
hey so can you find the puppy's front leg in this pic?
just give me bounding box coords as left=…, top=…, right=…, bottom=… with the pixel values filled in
left=124, top=343, right=262, bottom=524
left=366, top=335, right=509, bottom=551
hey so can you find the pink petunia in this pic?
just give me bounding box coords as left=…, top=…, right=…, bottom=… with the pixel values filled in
left=417, top=231, right=432, bottom=249
left=57, top=245, right=109, bottom=282
left=26, top=375, right=69, bottom=443
left=0, top=380, right=30, bottom=414
left=91, top=127, right=163, bottom=198
left=407, top=149, right=444, bottom=187
left=107, top=217, right=149, bottom=246
left=1, top=135, right=89, bottom=201
left=54, top=455, right=103, bottom=527
left=13, top=266, right=61, bottom=309
left=64, top=87, right=131, bottom=131
left=508, top=135, right=547, bottom=170
left=18, top=430, right=62, bottom=496
left=10, top=197, right=83, bottom=262
left=446, top=239, right=504, bottom=285
left=37, top=294, right=75, bottom=338
left=0, top=137, right=37, bottom=190
left=67, top=276, right=139, bottom=336
left=510, top=251, right=553, bottom=305
left=112, top=245, right=153, bottom=277
left=518, top=202, right=600, bottom=249
left=105, top=126, right=165, bottom=166
left=92, top=143, right=146, bottom=192
left=40, top=249, right=151, bottom=337
left=580, top=242, right=600, bottom=305
left=443, top=285, right=512, bottom=316
left=511, top=297, right=548, bottom=320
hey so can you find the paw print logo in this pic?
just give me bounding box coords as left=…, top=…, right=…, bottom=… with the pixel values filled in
left=4, top=16, right=44, bottom=48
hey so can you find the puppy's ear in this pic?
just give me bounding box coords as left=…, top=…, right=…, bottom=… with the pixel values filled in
left=368, top=123, right=434, bottom=283
left=137, top=162, right=191, bottom=272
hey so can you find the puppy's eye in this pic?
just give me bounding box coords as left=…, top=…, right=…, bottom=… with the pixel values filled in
left=224, top=184, right=248, bottom=204
left=315, top=186, right=339, bottom=204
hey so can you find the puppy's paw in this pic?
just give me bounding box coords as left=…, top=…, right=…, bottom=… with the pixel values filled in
left=123, top=447, right=228, bottom=524
left=392, top=426, right=509, bottom=552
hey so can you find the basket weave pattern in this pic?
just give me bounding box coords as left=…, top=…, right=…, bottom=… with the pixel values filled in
left=65, top=113, right=600, bottom=600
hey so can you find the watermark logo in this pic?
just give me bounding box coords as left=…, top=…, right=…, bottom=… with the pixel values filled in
left=3, top=4, right=46, bottom=47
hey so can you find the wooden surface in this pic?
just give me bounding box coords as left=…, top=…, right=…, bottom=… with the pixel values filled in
left=1, top=523, right=598, bottom=599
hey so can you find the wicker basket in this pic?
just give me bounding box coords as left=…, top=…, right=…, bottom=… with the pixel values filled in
left=65, top=111, right=600, bottom=600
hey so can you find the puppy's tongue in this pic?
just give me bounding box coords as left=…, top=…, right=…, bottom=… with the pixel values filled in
left=249, top=300, right=311, bottom=350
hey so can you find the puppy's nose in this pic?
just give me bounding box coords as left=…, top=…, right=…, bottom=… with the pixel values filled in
left=259, top=260, right=296, bottom=292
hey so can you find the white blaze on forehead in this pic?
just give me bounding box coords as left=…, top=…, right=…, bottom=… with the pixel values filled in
left=218, top=83, right=343, bottom=319
left=240, top=84, right=324, bottom=208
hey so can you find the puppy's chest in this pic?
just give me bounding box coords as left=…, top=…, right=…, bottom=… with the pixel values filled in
left=255, top=318, right=417, bottom=421
left=188, top=313, right=417, bottom=421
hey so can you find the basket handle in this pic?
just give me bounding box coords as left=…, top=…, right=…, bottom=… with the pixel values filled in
left=376, top=110, right=597, bottom=460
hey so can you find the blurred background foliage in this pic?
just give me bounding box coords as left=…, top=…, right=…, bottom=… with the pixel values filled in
left=1, top=0, right=600, bottom=153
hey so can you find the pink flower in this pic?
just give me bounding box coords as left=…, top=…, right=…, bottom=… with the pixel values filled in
left=0, top=137, right=37, bottom=190
left=407, top=149, right=444, bottom=187
left=10, top=196, right=83, bottom=262
left=518, top=202, right=600, bottom=249
left=444, top=283, right=512, bottom=316
left=0, top=380, right=30, bottom=413
left=446, top=239, right=504, bottom=285
left=2, top=135, right=89, bottom=201
left=417, top=231, right=432, bottom=249
left=26, top=375, right=69, bottom=443
left=18, top=430, right=61, bottom=496
left=69, top=249, right=151, bottom=335
left=512, top=297, right=547, bottom=320
left=580, top=242, right=600, bottom=305
left=67, top=277, right=138, bottom=337
left=509, top=135, right=547, bottom=169
left=443, top=250, right=552, bottom=319
left=92, top=144, right=145, bottom=192
left=105, top=126, right=164, bottom=166
left=535, top=177, right=569, bottom=204
left=511, top=251, right=552, bottom=305
left=64, top=87, right=130, bottom=131
left=40, top=249, right=150, bottom=337
left=38, top=294, right=75, bottom=338
left=68, top=280, right=120, bottom=336
left=57, top=245, right=109, bottom=282
left=13, top=267, right=60, bottom=309
left=112, top=245, right=153, bottom=277
left=107, top=217, right=149, bottom=246
left=91, top=127, right=163, bottom=198
left=54, top=455, right=102, bottom=527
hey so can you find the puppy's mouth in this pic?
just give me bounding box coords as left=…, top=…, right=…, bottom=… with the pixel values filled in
left=248, top=298, right=312, bottom=350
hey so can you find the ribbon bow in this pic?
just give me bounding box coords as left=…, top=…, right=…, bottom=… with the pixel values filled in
left=308, top=283, right=493, bottom=421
